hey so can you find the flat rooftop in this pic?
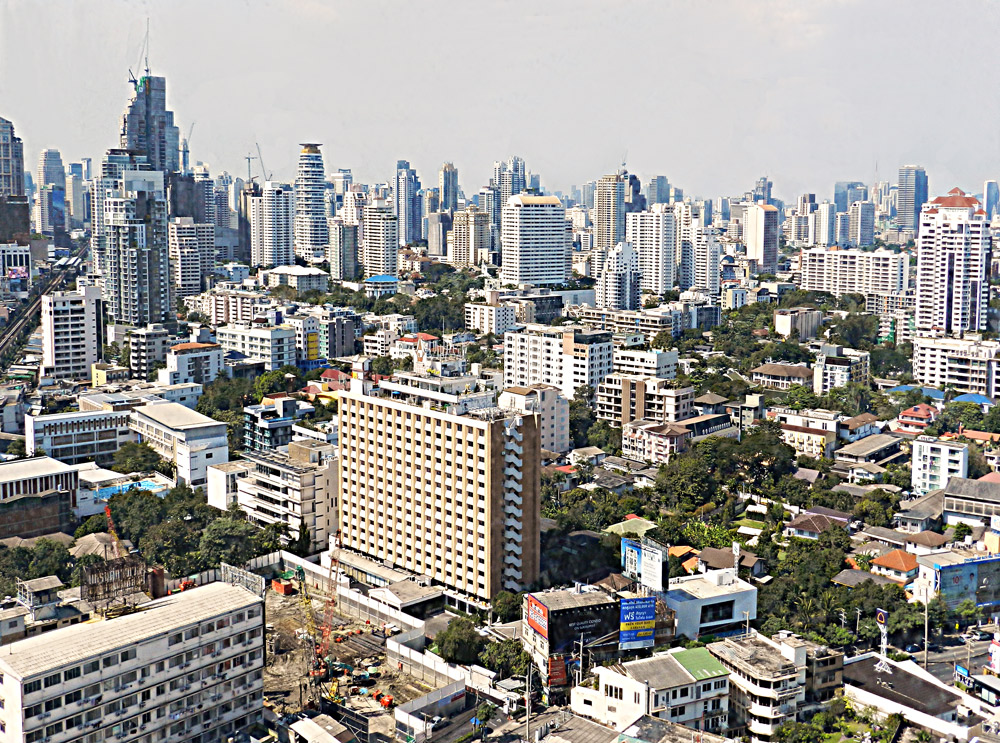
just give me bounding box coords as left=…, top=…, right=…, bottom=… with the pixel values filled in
left=666, top=570, right=755, bottom=601
left=835, top=433, right=900, bottom=458
left=0, top=582, right=261, bottom=679
left=709, top=634, right=801, bottom=677
left=0, top=456, right=76, bottom=483
left=844, top=655, right=961, bottom=718
left=530, top=588, right=616, bottom=612
left=133, top=402, right=224, bottom=430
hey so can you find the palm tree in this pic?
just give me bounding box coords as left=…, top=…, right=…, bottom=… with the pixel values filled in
left=819, top=591, right=839, bottom=626
left=798, top=597, right=818, bottom=629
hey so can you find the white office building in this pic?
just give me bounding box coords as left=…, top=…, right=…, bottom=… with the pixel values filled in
left=799, top=247, right=907, bottom=297
left=613, top=348, right=678, bottom=379
left=915, top=188, right=989, bottom=335
left=812, top=345, right=871, bottom=395
left=168, top=217, right=215, bottom=298
left=464, top=303, right=519, bottom=336
left=594, top=172, right=626, bottom=250
left=0, top=582, right=264, bottom=743
left=249, top=181, right=293, bottom=267
left=848, top=201, right=875, bottom=247
left=293, top=143, right=328, bottom=263
left=743, top=204, right=778, bottom=274
left=595, top=242, right=640, bottom=311
left=911, top=436, right=968, bottom=496
left=626, top=204, right=676, bottom=295
left=500, top=195, right=570, bottom=287
left=503, top=324, right=614, bottom=399
left=674, top=202, right=721, bottom=294
left=498, top=384, right=570, bottom=453
left=130, top=403, right=229, bottom=487
left=361, top=202, right=398, bottom=277
left=812, top=201, right=836, bottom=246
left=41, top=286, right=102, bottom=381
left=215, top=325, right=296, bottom=371
left=912, top=335, right=1000, bottom=397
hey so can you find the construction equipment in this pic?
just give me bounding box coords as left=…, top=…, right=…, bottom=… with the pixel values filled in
left=315, top=531, right=342, bottom=666
left=295, top=565, right=319, bottom=675
left=256, top=142, right=271, bottom=181
left=104, top=506, right=126, bottom=559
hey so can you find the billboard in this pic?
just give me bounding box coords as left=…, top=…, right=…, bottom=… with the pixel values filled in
left=620, top=596, right=656, bottom=650
left=938, top=555, right=1000, bottom=610
left=526, top=594, right=549, bottom=639
left=79, top=555, right=147, bottom=604
left=621, top=538, right=642, bottom=580
left=641, top=543, right=664, bottom=592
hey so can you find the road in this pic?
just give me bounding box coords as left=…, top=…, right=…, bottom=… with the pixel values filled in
left=921, top=638, right=993, bottom=684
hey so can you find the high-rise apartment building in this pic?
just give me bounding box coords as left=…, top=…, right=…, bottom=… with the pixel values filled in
left=293, top=143, right=328, bottom=263
left=984, top=180, right=999, bottom=219
left=450, top=205, right=490, bottom=268
left=337, top=386, right=540, bottom=600
left=626, top=204, right=676, bottom=295
left=36, top=148, right=64, bottom=188
left=799, top=247, right=907, bottom=297
left=393, top=160, right=421, bottom=247
left=494, top=156, right=526, bottom=206
left=898, top=165, right=929, bottom=233
left=120, top=74, right=180, bottom=175
left=104, top=170, right=171, bottom=326
left=594, top=172, right=626, bottom=250
left=41, top=286, right=103, bottom=380
left=503, top=324, right=614, bottom=399
left=596, top=242, right=640, bottom=311
left=327, top=217, right=359, bottom=280
left=813, top=201, right=836, bottom=246
left=168, top=217, right=216, bottom=297
left=645, top=175, right=670, bottom=206
left=848, top=201, right=875, bottom=247
left=743, top=204, right=779, bottom=274
left=0, top=117, right=24, bottom=196
left=249, top=181, right=293, bottom=267
left=674, top=202, right=721, bottom=294
left=439, top=162, right=459, bottom=213
left=915, top=188, right=989, bottom=335
left=833, top=181, right=865, bottom=213
left=361, top=201, right=398, bottom=277
left=500, top=195, right=569, bottom=287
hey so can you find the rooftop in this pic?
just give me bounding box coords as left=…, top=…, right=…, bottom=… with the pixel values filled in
left=844, top=654, right=962, bottom=717
left=835, top=433, right=901, bottom=458
left=832, top=569, right=898, bottom=588
left=0, top=456, right=76, bottom=484
left=666, top=569, right=755, bottom=602
left=872, top=549, right=918, bottom=573
left=944, top=477, right=1000, bottom=504
left=708, top=633, right=800, bottom=678
left=751, top=363, right=813, bottom=379
left=133, top=402, right=225, bottom=431
left=0, top=582, right=261, bottom=679
left=529, top=588, right=617, bottom=612
left=170, top=342, right=220, bottom=352
left=268, top=265, right=328, bottom=276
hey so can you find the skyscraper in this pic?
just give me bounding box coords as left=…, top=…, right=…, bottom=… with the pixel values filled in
left=594, top=172, right=626, bottom=250
left=393, top=160, right=421, bottom=247
left=626, top=204, right=676, bottom=295
left=439, top=162, right=459, bottom=213
left=848, top=201, right=875, bottom=247
left=898, top=165, right=929, bottom=233
left=450, top=205, right=490, bottom=267
left=915, top=188, right=989, bottom=335
left=984, top=180, right=999, bottom=219
left=36, top=149, right=64, bottom=188
left=327, top=217, right=359, bottom=281
left=362, top=201, right=398, bottom=277
left=500, top=195, right=569, bottom=287
left=494, top=156, right=526, bottom=206
left=41, top=286, right=103, bottom=381
left=293, top=143, right=328, bottom=263
left=168, top=217, right=216, bottom=297
left=249, top=181, right=293, bottom=267
left=813, top=202, right=836, bottom=246
left=645, top=175, right=670, bottom=206
left=0, top=117, right=24, bottom=196
left=596, top=242, right=640, bottom=311
left=104, top=170, right=171, bottom=326
left=834, top=181, right=865, bottom=213
left=120, top=75, right=180, bottom=175
left=743, top=204, right=779, bottom=274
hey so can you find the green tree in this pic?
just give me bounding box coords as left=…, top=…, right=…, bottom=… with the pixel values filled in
left=953, top=522, right=973, bottom=542
left=5, top=438, right=26, bottom=458
left=478, top=639, right=530, bottom=679
left=198, top=518, right=261, bottom=568
left=109, top=488, right=167, bottom=543
left=112, top=442, right=168, bottom=475
left=491, top=591, right=522, bottom=623
left=74, top=514, right=107, bottom=539
left=587, top=420, right=621, bottom=455
left=29, top=539, right=72, bottom=582
left=436, top=617, right=486, bottom=665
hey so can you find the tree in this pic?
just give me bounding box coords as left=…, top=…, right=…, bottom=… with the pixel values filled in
left=587, top=420, right=621, bottom=455
left=109, top=488, right=166, bottom=543
left=5, top=438, right=26, bottom=458
left=29, top=539, right=72, bottom=582
left=198, top=518, right=261, bottom=569
left=953, top=522, right=973, bottom=542
left=478, top=639, right=530, bottom=679
left=74, top=514, right=107, bottom=539
left=491, top=591, right=522, bottom=623
left=436, top=617, right=486, bottom=665
left=112, top=442, right=167, bottom=475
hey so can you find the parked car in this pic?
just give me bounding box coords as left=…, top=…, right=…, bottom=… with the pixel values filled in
left=905, top=643, right=922, bottom=653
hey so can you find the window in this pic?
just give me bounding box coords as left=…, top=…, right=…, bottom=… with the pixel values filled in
left=25, top=703, right=41, bottom=718
left=168, top=632, right=182, bottom=646
left=121, top=648, right=136, bottom=662
left=64, top=666, right=82, bottom=682
left=84, top=660, right=100, bottom=675
left=44, top=672, right=61, bottom=688
left=24, top=680, right=41, bottom=694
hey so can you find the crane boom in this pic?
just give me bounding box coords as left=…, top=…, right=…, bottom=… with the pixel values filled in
left=316, top=531, right=342, bottom=664
left=256, top=142, right=270, bottom=181
left=104, top=506, right=125, bottom=559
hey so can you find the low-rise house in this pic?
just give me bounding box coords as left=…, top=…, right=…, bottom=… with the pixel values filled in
left=896, top=403, right=937, bottom=435
left=663, top=569, right=757, bottom=639
left=895, top=489, right=943, bottom=532
left=697, top=546, right=766, bottom=578
left=833, top=433, right=905, bottom=473
left=784, top=512, right=840, bottom=540
left=870, top=549, right=919, bottom=584
left=750, top=363, right=813, bottom=391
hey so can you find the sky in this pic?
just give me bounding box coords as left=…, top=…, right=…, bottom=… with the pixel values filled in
left=2, top=0, right=999, bottom=203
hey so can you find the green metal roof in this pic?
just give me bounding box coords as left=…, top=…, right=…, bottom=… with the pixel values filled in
left=671, top=647, right=728, bottom=680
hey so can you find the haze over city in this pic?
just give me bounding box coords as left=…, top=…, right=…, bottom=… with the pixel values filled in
left=3, top=0, right=1000, bottom=198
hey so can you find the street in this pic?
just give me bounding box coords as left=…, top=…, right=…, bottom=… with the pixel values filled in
left=920, top=638, right=993, bottom=684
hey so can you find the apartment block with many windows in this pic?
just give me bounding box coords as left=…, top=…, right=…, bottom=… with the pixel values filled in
left=0, top=582, right=264, bottom=743
left=503, top=324, right=613, bottom=400
left=337, top=387, right=540, bottom=604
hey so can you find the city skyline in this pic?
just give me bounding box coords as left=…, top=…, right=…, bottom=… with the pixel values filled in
left=3, top=0, right=1000, bottom=201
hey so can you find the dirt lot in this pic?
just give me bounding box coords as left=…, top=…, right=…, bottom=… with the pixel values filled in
left=263, top=587, right=433, bottom=722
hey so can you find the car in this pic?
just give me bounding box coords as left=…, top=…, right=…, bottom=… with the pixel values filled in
left=928, top=642, right=940, bottom=652
left=960, top=633, right=978, bottom=644
left=905, top=643, right=922, bottom=653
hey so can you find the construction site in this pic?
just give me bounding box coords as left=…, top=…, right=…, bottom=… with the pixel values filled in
left=263, top=565, right=435, bottom=741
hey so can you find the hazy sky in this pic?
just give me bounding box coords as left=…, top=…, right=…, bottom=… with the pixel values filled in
left=2, top=0, right=999, bottom=203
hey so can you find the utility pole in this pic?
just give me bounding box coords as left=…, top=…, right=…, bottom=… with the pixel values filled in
left=856, top=608, right=862, bottom=636
left=924, top=598, right=930, bottom=670
left=525, top=662, right=532, bottom=743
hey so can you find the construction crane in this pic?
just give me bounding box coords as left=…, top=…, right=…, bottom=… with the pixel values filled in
left=244, top=153, right=259, bottom=183
left=295, top=565, right=318, bottom=644
left=315, top=530, right=342, bottom=682
left=256, top=142, right=271, bottom=181
left=104, top=505, right=126, bottom=559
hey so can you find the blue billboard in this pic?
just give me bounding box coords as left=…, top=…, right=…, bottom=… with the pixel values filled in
left=621, top=538, right=642, bottom=581
left=620, top=596, right=656, bottom=650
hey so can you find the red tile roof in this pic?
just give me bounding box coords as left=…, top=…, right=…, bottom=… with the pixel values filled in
left=872, top=549, right=917, bottom=573
left=930, top=188, right=980, bottom=209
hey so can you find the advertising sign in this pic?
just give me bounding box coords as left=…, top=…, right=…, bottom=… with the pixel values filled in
left=621, top=538, right=642, bottom=580
left=526, top=594, right=549, bottom=639
left=548, top=656, right=568, bottom=687
left=875, top=608, right=889, bottom=627
left=938, top=555, right=1000, bottom=611
left=620, top=596, right=656, bottom=650
left=641, top=543, right=664, bottom=592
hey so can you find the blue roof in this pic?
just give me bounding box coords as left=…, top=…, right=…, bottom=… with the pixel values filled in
left=365, top=275, right=398, bottom=283
left=954, top=393, right=995, bottom=405
left=888, top=385, right=945, bottom=400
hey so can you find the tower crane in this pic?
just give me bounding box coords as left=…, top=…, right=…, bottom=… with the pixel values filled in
left=104, top=505, right=126, bottom=559
left=314, top=531, right=342, bottom=682
left=256, top=142, right=271, bottom=181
